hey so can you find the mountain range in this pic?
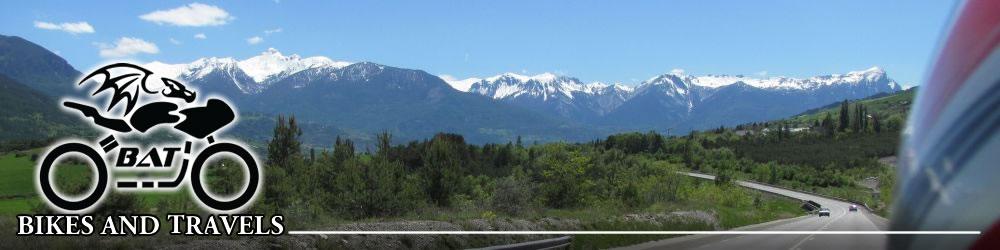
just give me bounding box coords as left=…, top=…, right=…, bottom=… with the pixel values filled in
left=443, top=66, right=900, bottom=133
left=0, top=34, right=901, bottom=145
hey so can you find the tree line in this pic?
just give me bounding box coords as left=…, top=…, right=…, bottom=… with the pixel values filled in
left=251, top=116, right=798, bottom=225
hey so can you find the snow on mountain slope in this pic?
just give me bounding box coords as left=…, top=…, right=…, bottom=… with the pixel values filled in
left=237, top=48, right=350, bottom=83
left=453, top=72, right=632, bottom=101
left=147, top=57, right=257, bottom=92
left=446, top=67, right=897, bottom=104
left=653, top=66, right=899, bottom=90
left=439, top=75, right=482, bottom=92
left=450, top=67, right=900, bottom=124
left=145, top=48, right=351, bottom=93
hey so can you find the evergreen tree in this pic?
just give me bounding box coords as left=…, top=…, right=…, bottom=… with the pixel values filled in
left=421, top=134, right=466, bottom=206
left=862, top=104, right=867, bottom=131
left=821, top=112, right=835, bottom=136
left=263, top=115, right=303, bottom=211
left=332, top=136, right=355, bottom=165
left=838, top=100, right=849, bottom=132
left=266, top=115, right=302, bottom=168
left=853, top=103, right=867, bottom=133
left=873, top=114, right=882, bottom=133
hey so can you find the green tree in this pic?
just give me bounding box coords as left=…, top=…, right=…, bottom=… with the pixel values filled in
left=266, top=115, right=302, bottom=168
left=491, top=174, right=533, bottom=215
left=420, top=135, right=466, bottom=207
left=872, top=114, right=882, bottom=133
left=262, top=115, right=303, bottom=211
left=838, top=100, right=850, bottom=132
left=538, top=146, right=591, bottom=208
left=821, top=112, right=835, bottom=136
left=207, top=158, right=242, bottom=196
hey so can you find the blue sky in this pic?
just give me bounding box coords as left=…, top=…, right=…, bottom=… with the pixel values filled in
left=1, top=1, right=955, bottom=86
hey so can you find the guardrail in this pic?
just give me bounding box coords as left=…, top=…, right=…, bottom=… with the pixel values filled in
left=681, top=171, right=882, bottom=218
left=737, top=178, right=877, bottom=214
left=472, top=236, right=573, bottom=250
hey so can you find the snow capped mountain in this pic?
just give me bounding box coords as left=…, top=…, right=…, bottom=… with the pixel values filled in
left=5, top=34, right=918, bottom=146
left=238, top=48, right=350, bottom=83
left=439, top=75, right=481, bottom=92
left=450, top=72, right=633, bottom=101
left=642, top=66, right=899, bottom=90
left=448, top=66, right=898, bottom=104
left=145, top=46, right=900, bottom=138
left=444, top=72, right=636, bottom=121
left=603, top=67, right=902, bottom=131
left=452, top=67, right=901, bottom=128
left=145, top=48, right=351, bottom=93
left=469, top=72, right=577, bottom=100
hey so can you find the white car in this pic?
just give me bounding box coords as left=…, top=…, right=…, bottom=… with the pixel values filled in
left=849, top=205, right=858, bottom=212
left=818, top=208, right=831, bottom=217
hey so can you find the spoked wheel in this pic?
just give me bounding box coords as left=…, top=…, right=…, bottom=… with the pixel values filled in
left=189, top=142, right=260, bottom=211
left=37, top=143, right=109, bottom=211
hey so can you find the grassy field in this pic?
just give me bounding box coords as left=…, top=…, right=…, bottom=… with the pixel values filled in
left=0, top=151, right=191, bottom=215
left=0, top=151, right=44, bottom=198
left=1, top=151, right=87, bottom=215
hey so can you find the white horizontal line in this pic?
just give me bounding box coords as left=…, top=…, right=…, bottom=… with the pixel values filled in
left=286, top=231, right=980, bottom=235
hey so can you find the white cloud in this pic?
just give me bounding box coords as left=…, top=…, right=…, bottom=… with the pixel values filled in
left=670, top=68, right=685, bottom=75
left=194, top=33, right=207, bottom=39
left=169, top=38, right=181, bottom=45
left=439, top=74, right=458, bottom=82
left=34, top=21, right=95, bottom=34
left=756, top=71, right=768, bottom=77
left=96, top=37, right=159, bottom=58
left=247, top=36, right=263, bottom=45
left=140, top=3, right=232, bottom=27
left=264, top=28, right=283, bottom=35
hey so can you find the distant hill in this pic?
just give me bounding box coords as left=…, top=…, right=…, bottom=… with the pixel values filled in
left=0, top=35, right=80, bottom=97
left=712, top=88, right=917, bottom=168
left=786, top=87, right=917, bottom=128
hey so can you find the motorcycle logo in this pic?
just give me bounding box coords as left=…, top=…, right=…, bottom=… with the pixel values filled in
left=37, top=62, right=261, bottom=213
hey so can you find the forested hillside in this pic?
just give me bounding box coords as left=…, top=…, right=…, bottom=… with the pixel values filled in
left=0, top=74, right=91, bottom=144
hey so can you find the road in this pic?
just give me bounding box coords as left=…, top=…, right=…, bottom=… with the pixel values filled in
left=617, top=172, right=890, bottom=250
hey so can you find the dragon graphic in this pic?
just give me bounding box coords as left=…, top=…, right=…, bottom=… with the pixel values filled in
left=65, top=62, right=234, bottom=138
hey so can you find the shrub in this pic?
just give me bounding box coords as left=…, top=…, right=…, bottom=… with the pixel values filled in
left=491, top=175, right=533, bottom=216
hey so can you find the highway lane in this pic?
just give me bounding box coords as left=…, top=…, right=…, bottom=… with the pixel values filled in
left=617, top=172, right=889, bottom=250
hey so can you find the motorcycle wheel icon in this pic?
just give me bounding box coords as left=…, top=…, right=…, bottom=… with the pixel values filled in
left=37, top=135, right=260, bottom=212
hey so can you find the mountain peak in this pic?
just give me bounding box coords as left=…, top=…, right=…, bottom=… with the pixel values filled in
left=264, top=47, right=282, bottom=56
left=485, top=72, right=563, bottom=84
left=237, top=48, right=347, bottom=83
left=844, top=66, right=886, bottom=81
left=532, top=72, right=558, bottom=83
left=488, top=72, right=530, bottom=82
left=459, top=71, right=635, bottom=103
left=440, top=75, right=482, bottom=92
left=144, top=48, right=351, bottom=85
left=638, top=67, right=897, bottom=90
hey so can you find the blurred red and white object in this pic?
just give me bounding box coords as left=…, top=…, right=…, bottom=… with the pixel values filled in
left=892, top=0, right=1000, bottom=249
